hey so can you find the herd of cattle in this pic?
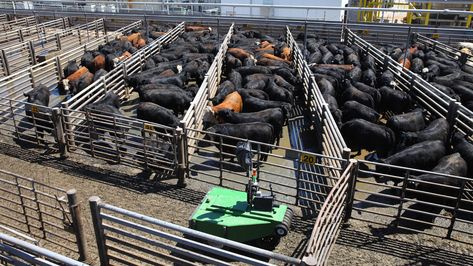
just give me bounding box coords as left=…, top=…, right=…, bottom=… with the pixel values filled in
left=20, top=23, right=473, bottom=218
left=301, top=32, right=473, bottom=214
left=379, top=41, right=473, bottom=112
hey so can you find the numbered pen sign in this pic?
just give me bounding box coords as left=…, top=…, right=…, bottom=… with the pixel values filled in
left=144, top=124, right=154, bottom=131
left=31, top=106, right=39, bottom=113
left=432, top=33, right=440, bottom=39
left=300, top=153, right=316, bottom=164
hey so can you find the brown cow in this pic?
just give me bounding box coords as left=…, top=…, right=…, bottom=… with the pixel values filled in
left=113, top=51, right=132, bottom=65
left=59, top=66, right=90, bottom=93
left=399, top=58, right=411, bottom=69
left=127, top=33, right=141, bottom=45
left=228, top=48, right=253, bottom=60
left=185, top=25, right=212, bottom=32
left=261, top=53, right=291, bottom=64
left=93, top=54, right=106, bottom=72
left=209, top=91, right=243, bottom=113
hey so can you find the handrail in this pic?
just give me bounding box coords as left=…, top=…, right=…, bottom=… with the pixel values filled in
left=4, top=0, right=473, bottom=16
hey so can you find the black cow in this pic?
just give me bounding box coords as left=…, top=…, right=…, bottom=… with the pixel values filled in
left=452, top=133, right=473, bottom=177
left=377, top=140, right=446, bottom=185
left=140, top=87, right=192, bottom=115
left=206, top=122, right=274, bottom=161
left=242, top=96, right=292, bottom=118
left=354, top=82, right=381, bottom=107
left=342, top=101, right=379, bottom=123
left=238, top=89, right=269, bottom=101
left=228, top=69, right=242, bottom=88
left=93, top=69, right=108, bottom=82
left=23, top=84, right=52, bottom=140
left=341, top=85, right=375, bottom=108
left=398, top=118, right=448, bottom=148
left=245, top=79, right=266, bottom=91
left=85, top=92, right=126, bottom=140
left=362, top=68, right=377, bottom=87
left=137, top=102, right=180, bottom=128
left=378, top=70, right=395, bottom=87
left=386, top=110, right=425, bottom=134
left=211, top=80, right=236, bottom=105
left=264, top=79, right=294, bottom=105
left=409, top=153, right=467, bottom=207
left=341, top=119, right=395, bottom=156
left=63, top=60, right=79, bottom=78
left=217, top=108, right=284, bottom=146
left=379, top=86, right=413, bottom=114
left=348, top=66, right=362, bottom=83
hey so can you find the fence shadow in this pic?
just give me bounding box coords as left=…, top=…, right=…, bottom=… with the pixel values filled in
left=0, top=142, right=202, bottom=203
left=336, top=228, right=473, bottom=266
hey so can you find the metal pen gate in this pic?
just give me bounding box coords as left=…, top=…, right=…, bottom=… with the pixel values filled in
left=0, top=18, right=106, bottom=77
left=412, top=32, right=473, bottom=68
left=0, top=15, right=36, bottom=32
left=88, top=196, right=301, bottom=266
left=0, top=169, right=86, bottom=261
left=0, top=232, right=87, bottom=266
left=0, top=17, right=70, bottom=49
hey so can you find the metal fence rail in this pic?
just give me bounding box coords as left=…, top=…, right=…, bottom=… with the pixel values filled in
left=185, top=126, right=347, bottom=208
left=0, top=18, right=106, bottom=77
left=413, top=33, right=473, bottom=67
left=0, top=15, right=36, bottom=32
left=181, top=23, right=233, bottom=155
left=0, top=169, right=87, bottom=261
left=0, top=17, right=70, bottom=49
left=0, top=14, right=7, bottom=22
left=348, top=23, right=473, bottom=46
left=345, top=28, right=473, bottom=141
left=286, top=25, right=349, bottom=182
left=89, top=196, right=301, bottom=266
left=0, top=232, right=87, bottom=266
left=303, top=160, right=356, bottom=266
left=350, top=160, right=473, bottom=241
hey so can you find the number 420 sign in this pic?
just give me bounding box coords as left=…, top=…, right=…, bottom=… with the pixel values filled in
left=300, top=153, right=316, bottom=164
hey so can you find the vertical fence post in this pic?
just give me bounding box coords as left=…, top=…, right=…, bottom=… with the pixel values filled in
left=89, top=196, right=109, bottom=266
left=176, top=122, right=187, bottom=188
left=446, top=100, right=460, bottom=148
left=1, top=49, right=10, bottom=76
left=218, top=135, right=224, bottom=186
left=55, top=33, right=62, bottom=51
left=394, top=170, right=410, bottom=228
left=446, top=180, right=466, bottom=239
left=52, top=108, right=68, bottom=158
left=18, top=28, right=24, bottom=42
left=67, top=189, right=87, bottom=262
left=343, top=159, right=357, bottom=223
left=28, top=40, right=36, bottom=65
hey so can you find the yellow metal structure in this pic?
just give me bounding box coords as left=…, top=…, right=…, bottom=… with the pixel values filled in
left=357, top=1, right=472, bottom=28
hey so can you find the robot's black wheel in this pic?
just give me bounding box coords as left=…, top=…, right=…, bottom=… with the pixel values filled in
left=275, top=224, right=288, bottom=237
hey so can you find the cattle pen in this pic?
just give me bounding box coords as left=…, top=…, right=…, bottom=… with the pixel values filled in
left=0, top=2, right=471, bottom=266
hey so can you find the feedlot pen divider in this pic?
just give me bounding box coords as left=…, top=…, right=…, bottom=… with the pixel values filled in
left=0, top=169, right=87, bottom=261
left=0, top=17, right=70, bottom=50
left=0, top=18, right=106, bottom=77
left=0, top=15, right=37, bottom=32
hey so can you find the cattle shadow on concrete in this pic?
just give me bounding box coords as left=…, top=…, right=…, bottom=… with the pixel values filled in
left=353, top=187, right=401, bottom=213
left=337, top=228, right=473, bottom=266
